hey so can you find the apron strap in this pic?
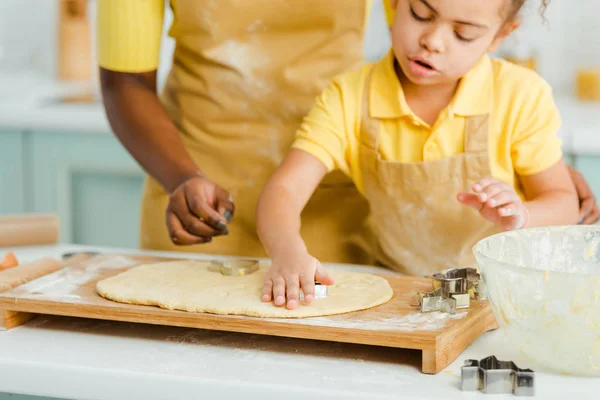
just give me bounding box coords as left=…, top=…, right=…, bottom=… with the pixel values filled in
left=464, top=114, right=490, bottom=154
left=360, top=66, right=380, bottom=151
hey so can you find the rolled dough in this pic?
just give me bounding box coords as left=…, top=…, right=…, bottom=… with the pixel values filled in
left=96, top=261, right=394, bottom=318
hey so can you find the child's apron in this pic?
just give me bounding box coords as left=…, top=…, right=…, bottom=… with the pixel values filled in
left=359, top=68, right=499, bottom=275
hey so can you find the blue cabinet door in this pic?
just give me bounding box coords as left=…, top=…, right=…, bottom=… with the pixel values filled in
left=0, top=130, right=26, bottom=214
left=29, top=131, right=146, bottom=248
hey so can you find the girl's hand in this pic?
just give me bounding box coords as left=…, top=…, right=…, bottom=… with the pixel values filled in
left=457, top=177, right=529, bottom=231
left=261, top=252, right=334, bottom=310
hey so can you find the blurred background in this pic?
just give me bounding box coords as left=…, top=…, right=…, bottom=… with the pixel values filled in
left=0, top=0, right=598, bottom=249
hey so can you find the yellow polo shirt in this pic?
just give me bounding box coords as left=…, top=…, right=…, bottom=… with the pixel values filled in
left=292, top=51, right=563, bottom=194
left=97, top=0, right=395, bottom=72
left=384, top=0, right=396, bottom=24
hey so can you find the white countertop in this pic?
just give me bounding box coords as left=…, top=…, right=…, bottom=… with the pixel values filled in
left=1, top=244, right=599, bottom=399
left=0, top=72, right=600, bottom=155
left=0, top=73, right=110, bottom=134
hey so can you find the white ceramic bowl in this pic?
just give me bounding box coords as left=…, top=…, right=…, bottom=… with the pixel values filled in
left=473, top=226, right=600, bottom=376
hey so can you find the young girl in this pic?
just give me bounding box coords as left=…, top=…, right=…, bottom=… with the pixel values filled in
left=256, top=0, right=579, bottom=310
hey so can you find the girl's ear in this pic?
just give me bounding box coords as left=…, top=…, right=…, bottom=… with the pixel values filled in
left=488, top=17, right=521, bottom=53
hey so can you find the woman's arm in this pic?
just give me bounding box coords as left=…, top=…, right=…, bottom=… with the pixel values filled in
left=100, top=70, right=199, bottom=193
left=567, top=166, right=600, bottom=224
left=100, top=70, right=233, bottom=243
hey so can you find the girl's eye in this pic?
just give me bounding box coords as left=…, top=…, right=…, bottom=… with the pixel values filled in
left=410, top=6, right=432, bottom=22
left=455, top=32, right=476, bottom=43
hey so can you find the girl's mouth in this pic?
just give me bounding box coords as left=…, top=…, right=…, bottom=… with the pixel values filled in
left=407, top=57, right=440, bottom=78
left=413, top=58, right=436, bottom=71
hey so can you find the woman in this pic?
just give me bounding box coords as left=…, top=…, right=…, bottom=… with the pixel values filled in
left=97, top=0, right=598, bottom=265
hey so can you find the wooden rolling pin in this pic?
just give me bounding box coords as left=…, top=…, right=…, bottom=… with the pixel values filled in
left=0, top=257, right=64, bottom=293
left=0, top=257, right=64, bottom=330
left=58, top=0, right=92, bottom=82
left=0, top=214, right=59, bottom=247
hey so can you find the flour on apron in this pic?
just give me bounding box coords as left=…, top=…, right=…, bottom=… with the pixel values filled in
left=359, top=67, right=499, bottom=275
left=140, top=1, right=374, bottom=265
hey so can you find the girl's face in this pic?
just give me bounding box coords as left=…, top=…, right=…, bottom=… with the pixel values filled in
left=390, top=0, right=517, bottom=87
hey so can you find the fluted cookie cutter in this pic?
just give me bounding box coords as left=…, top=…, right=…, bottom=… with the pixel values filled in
left=208, top=259, right=259, bottom=276
left=299, top=282, right=328, bottom=300
left=461, top=356, right=534, bottom=396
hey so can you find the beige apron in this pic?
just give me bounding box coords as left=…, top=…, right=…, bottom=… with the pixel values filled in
left=359, top=68, right=499, bottom=276
left=140, top=0, right=373, bottom=264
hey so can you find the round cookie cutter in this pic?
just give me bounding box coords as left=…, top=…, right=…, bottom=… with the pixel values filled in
left=208, top=259, right=260, bottom=276
left=209, top=259, right=329, bottom=300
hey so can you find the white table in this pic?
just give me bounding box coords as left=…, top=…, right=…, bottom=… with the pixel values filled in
left=0, top=245, right=599, bottom=400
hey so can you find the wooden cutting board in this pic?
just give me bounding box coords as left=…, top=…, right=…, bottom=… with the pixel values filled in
left=0, top=253, right=498, bottom=374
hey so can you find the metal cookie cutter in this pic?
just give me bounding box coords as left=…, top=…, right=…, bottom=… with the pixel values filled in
left=433, top=267, right=487, bottom=301
left=461, top=356, right=534, bottom=396
left=61, top=251, right=100, bottom=261
left=208, top=259, right=259, bottom=276
left=410, top=267, right=486, bottom=314
left=410, top=287, right=459, bottom=314
left=299, top=282, right=328, bottom=301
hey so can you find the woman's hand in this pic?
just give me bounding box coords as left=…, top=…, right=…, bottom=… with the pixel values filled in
left=166, top=174, right=235, bottom=244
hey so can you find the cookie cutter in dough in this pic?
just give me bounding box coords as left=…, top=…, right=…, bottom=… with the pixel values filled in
left=461, top=356, right=535, bottom=396
left=410, top=267, right=486, bottom=313
left=208, top=259, right=260, bottom=276
left=299, top=282, right=328, bottom=301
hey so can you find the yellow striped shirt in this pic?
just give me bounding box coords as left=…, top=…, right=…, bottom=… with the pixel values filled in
left=96, top=0, right=395, bottom=72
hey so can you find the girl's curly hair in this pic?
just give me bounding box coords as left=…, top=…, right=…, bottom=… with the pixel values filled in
left=507, top=0, right=550, bottom=21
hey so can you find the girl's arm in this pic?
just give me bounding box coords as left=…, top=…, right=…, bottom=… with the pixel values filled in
left=458, top=159, right=579, bottom=230
left=256, top=149, right=333, bottom=310
left=521, top=159, right=579, bottom=227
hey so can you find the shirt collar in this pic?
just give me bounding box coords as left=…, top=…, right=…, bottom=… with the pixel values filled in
left=450, top=54, right=493, bottom=117
left=369, top=51, right=412, bottom=119
left=368, top=51, right=493, bottom=119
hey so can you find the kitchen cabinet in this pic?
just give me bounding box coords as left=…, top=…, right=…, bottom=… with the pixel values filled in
left=0, top=130, right=27, bottom=215
left=28, top=130, right=145, bottom=248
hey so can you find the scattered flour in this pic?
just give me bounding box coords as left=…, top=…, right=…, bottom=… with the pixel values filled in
left=266, top=311, right=468, bottom=332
